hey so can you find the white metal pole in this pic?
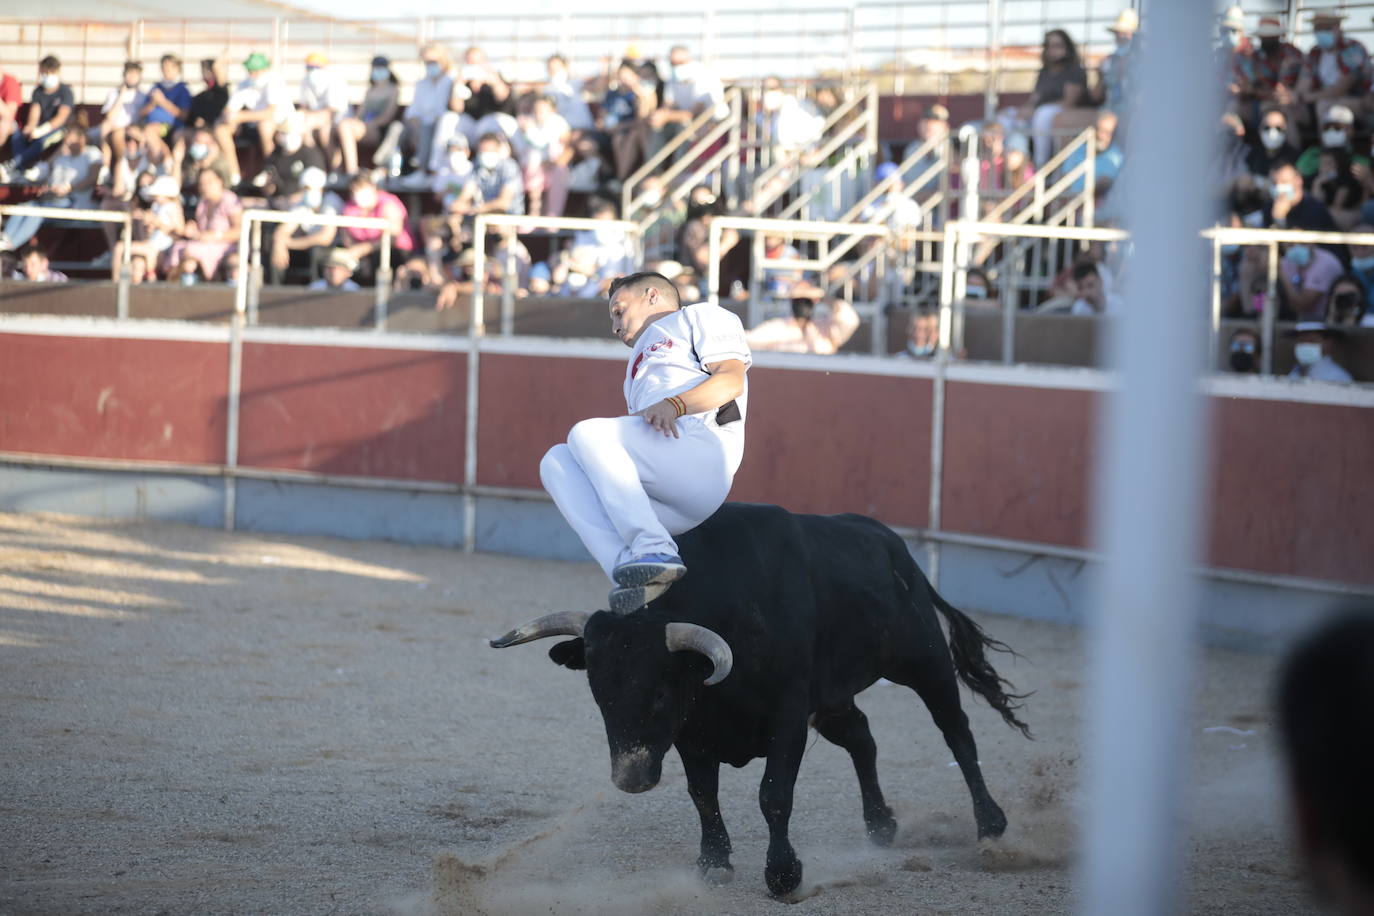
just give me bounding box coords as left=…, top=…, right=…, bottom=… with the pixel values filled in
left=463, top=216, right=488, bottom=553
left=1079, top=1, right=1215, bottom=914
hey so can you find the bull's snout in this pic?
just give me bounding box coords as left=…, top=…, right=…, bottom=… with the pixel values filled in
left=610, top=746, right=662, bottom=794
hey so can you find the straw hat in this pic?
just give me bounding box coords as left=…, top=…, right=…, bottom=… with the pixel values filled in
left=1107, top=9, right=1139, bottom=34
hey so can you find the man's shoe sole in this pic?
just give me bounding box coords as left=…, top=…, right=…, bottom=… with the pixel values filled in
left=612, top=561, right=687, bottom=589
left=608, top=581, right=672, bottom=614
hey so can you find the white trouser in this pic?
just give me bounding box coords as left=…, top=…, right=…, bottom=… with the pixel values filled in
left=540, top=414, right=739, bottom=580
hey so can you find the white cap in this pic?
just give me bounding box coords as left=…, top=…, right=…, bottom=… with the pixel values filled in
left=299, top=166, right=327, bottom=189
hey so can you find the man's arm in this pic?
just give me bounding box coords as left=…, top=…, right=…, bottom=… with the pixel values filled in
left=638, top=359, right=747, bottom=438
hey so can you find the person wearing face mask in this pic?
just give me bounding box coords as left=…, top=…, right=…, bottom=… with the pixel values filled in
left=1247, top=107, right=1300, bottom=179
left=1285, top=321, right=1352, bottom=382
left=99, top=61, right=148, bottom=169
left=340, top=173, right=415, bottom=280
left=296, top=53, right=350, bottom=170
left=1280, top=242, right=1344, bottom=321
left=1232, top=17, right=1304, bottom=138
left=187, top=59, right=229, bottom=132
left=177, top=126, right=233, bottom=199
left=268, top=167, right=343, bottom=284
left=218, top=52, right=293, bottom=187
left=900, top=309, right=940, bottom=359
left=140, top=54, right=193, bottom=140
left=757, top=76, right=824, bottom=157
left=1324, top=273, right=1368, bottom=327
left=1296, top=104, right=1369, bottom=182
left=402, top=44, right=455, bottom=184
left=1268, top=162, right=1346, bottom=265
left=1345, top=224, right=1374, bottom=309
left=0, top=124, right=100, bottom=253
left=544, top=54, right=594, bottom=136
left=565, top=197, right=635, bottom=297
left=0, top=56, right=73, bottom=181
left=468, top=133, right=526, bottom=216
left=1295, top=10, right=1367, bottom=120
left=259, top=113, right=326, bottom=200
left=513, top=95, right=572, bottom=217
left=337, top=56, right=401, bottom=177
left=1216, top=6, right=1249, bottom=92
left=649, top=45, right=727, bottom=158
left=1225, top=327, right=1261, bottom=373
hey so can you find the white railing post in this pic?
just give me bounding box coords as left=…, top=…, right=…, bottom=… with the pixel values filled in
left=1209, top=235, right=1222, bottom=372
left=1264, top=241, right=1279, bottom=377
left=464, top=213, right=488, bottom=555
left=707, top=219, right=722, bottom=308
left=1085, top=130, right=1097, bottom=228
left=116, top=216, right=132, bottom=320
left=248, top=219, right=262, bottom=325
left=376, top=230, right=392, bottom=332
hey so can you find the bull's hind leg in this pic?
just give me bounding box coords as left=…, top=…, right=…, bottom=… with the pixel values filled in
left=891, top=653, right=1008, bottom=839
left=812, top=703, right=898, bottom=846
left=678, top=746, right=733, bottom=883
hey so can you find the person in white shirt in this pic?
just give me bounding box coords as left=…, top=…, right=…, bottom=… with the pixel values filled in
left=100, top=61, right=149, bottom=168
left=545, top=54, right=594, bottom=134
left=514, top=95, right=572, bottom=216
left=404, top=44, right=456, bottom=181
left=649, top=45, right=727, bottom=159
left=1286, top=322, right=1353, bottom=383
left=297, top=52, right=351, bottom=166
left=269, top=166, right=345, bottom=283
left=1069, top=259, right=1123, bottom=316
left=217, top=52, right=293, bottom=183
left=540, top=271, right=752, bottom=612
left=758, top=76, right=823, bottom=155
left=0, top=127, right=101, bottom=252
left=308, top=248, right=361, bottom=291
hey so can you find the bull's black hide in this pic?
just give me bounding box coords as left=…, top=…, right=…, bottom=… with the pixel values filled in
left=491, top=502, right=1030, bottom=896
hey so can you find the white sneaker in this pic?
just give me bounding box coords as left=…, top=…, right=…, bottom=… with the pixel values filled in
left=0, top=232, right=13, bottom=252
left=372, top=122, right=403, bottom=168
left=21, top=166, right=43, bottom=182
left=0, top=163, right=12, bottom=184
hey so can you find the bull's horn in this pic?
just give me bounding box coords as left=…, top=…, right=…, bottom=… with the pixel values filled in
left=665, top=622, right=733, bottom=686
left=489, top=611, right=591, bottom=648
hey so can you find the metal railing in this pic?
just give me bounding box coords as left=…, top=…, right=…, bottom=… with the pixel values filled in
left=0, top=203, right=133, bottom=316
left=621, top=89, right=743, bottom=230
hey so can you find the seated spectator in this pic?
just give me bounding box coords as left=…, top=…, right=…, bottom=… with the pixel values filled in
left=468, top=133, right=525, bottom=215
left=1279, top=241, right=1343, bottom=320
left=863, top=161, right=923, bottom=232
left=746, top=294, right=859, bottom=354
left=1, top=55, right=73, bottom=180
left=0, top=124, right=100, bottom=252
left=1233, top=17, right=1303, bottom=140
left=434, top=226, right=531, bottom=308
left=514, top=95, right=572, bottom=217
left=600, top=59, right=657, bottom=182
left=1313, top=148, right=1366, bottom=228
left=96, top=123, right=174, bottom=265
left=268, top=166, right=343, bottom=284
left=1096, top=9, right=1139, bottom=119
left=100, top=61, right=148, bottom=167
left=549, top=196, right=633, bottom=297
left=140, top=54, right=193, bottom=142
left=258, top=113, right=326, bottom=200
left=1325, top=273, right=1367, bottom=326
left=1296, top=104, right=1367, bottom=181
left=900, top=309, right=939, bottom=358
left=964, top=266, right=996, bottom=306
left=901, top=104, right=951, bottom=198
left=1286, top=321, right=1352, bottom=382
left=639, top=174, right=686, bottom=262
left=340, top=173, right=415, bottom=279
left=308, top=248, right=360, bottom=291
left=1069, top=258, right=1123, bottom=316
left=10, top=243, right=67, bottom=282
left=759, top=233, right=809, bottom=300
left=1247, top=107, right=1299, bottom=180
left=0, top=63, right=18, bottom=153
left=177, top=126, right=234, bottom=198
left=112, top=174, right=183, bottom=283
left=677, top=188, right=737, bottom=289
left=456, top=46, right=516, bottom=146
left=403, top=44, right=456, bottom=184
left=1294, top=10, right=1366, bottom=130
left=167, top=168, right=243, bottom=284
left=297, top=53, right=349, bottom=167
left=431, top=133, right=473, bottom=205
left=1019, top=29, right=1089, bottom=168
left=187, top=58, right=230, bottom=133
left=544, top=54, right=594, bottom=136
left=1226, top=326, right=1261, bottom=373
left=1347, top=224, right=1374, bottom=307
left=651, top=45, right=727, bottom=156
left=337, top=56, right=400, bottom=177
left=218, top=52, right=293, bottom=184
left=758, top=76, right=824, bottom=158
left=1063, top=110, right=1124, bottom=203
left=1276, top=607, right=1374, bottom=915
left=1268, top=162, right=1345, bottom=262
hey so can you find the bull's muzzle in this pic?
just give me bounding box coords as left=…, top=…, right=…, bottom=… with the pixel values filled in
left=611, top=746, right=661, bottom=794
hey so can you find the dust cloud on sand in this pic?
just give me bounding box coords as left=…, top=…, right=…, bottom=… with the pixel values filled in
left=0, top=511, right=1316, bottom=914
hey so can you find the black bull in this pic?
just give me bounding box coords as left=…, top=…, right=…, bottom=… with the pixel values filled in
left=491, top=503, right=1031, bottom=896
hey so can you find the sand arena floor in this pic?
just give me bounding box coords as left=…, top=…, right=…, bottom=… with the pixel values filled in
left=0, top=511, right=1317, bottom=915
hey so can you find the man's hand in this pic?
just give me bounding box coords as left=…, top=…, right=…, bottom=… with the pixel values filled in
left=637, top=400, right=680, bottom=438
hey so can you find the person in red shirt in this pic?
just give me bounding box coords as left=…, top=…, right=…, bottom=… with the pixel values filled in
left=0, top=67, right=20, bottom=151
left=1232, top=16, right=1304, bottom=140
left=339, top=173, right=415, bottom=284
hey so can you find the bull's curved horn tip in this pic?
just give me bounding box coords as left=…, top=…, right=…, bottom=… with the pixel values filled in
left=489, top=631, right=519, bottom=648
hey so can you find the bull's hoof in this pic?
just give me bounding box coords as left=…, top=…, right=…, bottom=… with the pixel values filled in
left=765, top=858, right=803, bottom=897
left=976, top=803, right=1008, bottom=840
left=866, top=807, right=898, bottom=847
left=699, top=863, right=734, bottom=886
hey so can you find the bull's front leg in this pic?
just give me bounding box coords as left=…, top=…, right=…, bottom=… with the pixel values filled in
left=759, top=711, right=808, bottom=896
left=678, top=745, right=733, bottom=883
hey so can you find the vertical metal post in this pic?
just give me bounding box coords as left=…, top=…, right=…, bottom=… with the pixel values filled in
left=748, top=230, right=764, bottom=328
left=248, top=218, right=262, bottom=325
left=984, top=0, right=1001, bottom=122
left=724, top=90, right=742, bottom=211
left=706, top=219, right=722, bottom=308
left=376, top=229, right=392, bottom=331
left=1209, top=235, right=1222, bottom=372
left=463, top=217, right=487, bottom=553
left=500, top=235, right=516, bottom=336
left=1079, top=1, right=1214, bottom=914
left=936, top=221, right=957, bottom=353
left=471, top=215, right=487, bottom=334
left=1001, top=255, right=1015, bottom=364
left=1085, top=131, right=1097, bottom=228
left=1263, top=241, right=1278, bottom=376
left=116, top=216, right=132, bottom=319
left=224, top=217, right=253, bottom=532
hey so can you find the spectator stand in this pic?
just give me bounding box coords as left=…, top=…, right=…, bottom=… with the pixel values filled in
left=236, top=209, right=392, bottom=327
left=468, top=212, right=643, bottom=338
left=621, top=88, right=744, bottom=229
left=702, top=214, right=890, bottom=353
left=745, top=83, right=880, bottom=221
left=0, top=203, right=133, bottom=313
left=1205, top=225, right=1374, bottom=375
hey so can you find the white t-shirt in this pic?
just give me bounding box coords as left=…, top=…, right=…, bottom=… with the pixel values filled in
left=664, top=62, right=727, bottom=118
left=624, top=303, right=752, bottom=424
left=545, top=76, right=594, bottom=131
left=102, top=86, right=148, bottom=129
left=299, top=69, right=351, bottom=118
left=228, top=76, right=293, bottom=117
left=408, top=71, right=454, bottom=125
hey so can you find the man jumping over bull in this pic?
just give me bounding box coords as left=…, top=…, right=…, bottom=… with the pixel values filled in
left=539, top=271, right=752, bottom=613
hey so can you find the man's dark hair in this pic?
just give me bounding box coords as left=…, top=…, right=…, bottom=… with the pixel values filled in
left=1260, top=105, right=1287, bottom=125
left=608, top=271, right=681, bottom=308
left=589, top=196, right=618, bottom=219
left=1071, top=258, right=1100, bottom=283
left=39, top=55, right=60, bottom=72
left=124, top=60, right=142, bottom=73
left=18, top=242, right=48, bottom=261
left=477, top=131, right=504, bottom=147
left=790, top=296, right=817, bottom=323
left=547, top=53, right=567, bottom=66
left=161, top=53, right=181, bottom=68
left=1277, top=605, right=1374, bottom=895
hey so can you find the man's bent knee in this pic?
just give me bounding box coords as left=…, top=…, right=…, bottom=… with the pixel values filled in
left=566, top=417, right=620, bottom=462
left=540, top=443, right=574, bottom=488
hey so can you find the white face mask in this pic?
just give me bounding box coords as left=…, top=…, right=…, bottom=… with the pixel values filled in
left=1260, top=126, right=1286, bottom=151
left=189, top=142, right=209, bottom=160
left=303, top=188, right=323, bottom=209
left=641, top=189, right=662, bottom=207
left=762, top=90, right=784, bottom=112
left=41, top=73, right=59, bottom=91
left=449, top=151, right=469, bottom=169
left=1294, top=341, right=1323, bottom=365
left=1322, top=128, right=1349, bottom=148
left=281, top=134, right=303, bottom=153
left=477, top=151, right=502, bottom=170
left=306, top=69, right=327, bottom=90
left=965, top=284, right=988, bottom=299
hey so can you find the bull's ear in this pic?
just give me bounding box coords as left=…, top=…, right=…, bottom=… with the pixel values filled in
left=548, top=638, right=586, bottom=670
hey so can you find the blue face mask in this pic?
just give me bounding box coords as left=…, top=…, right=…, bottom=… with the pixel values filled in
left=1352, top=255, right=1374, bottom=271
left=424, top=61, right=442, bottom=79
left=372, top=67, right=389, bottom=82
left=1315, top=30, right=1336, bottom=50
left=1288, top=244, right=1312, bottom=267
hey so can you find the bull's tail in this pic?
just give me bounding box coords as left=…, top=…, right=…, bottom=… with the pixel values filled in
left=929, top=583, right=1034, bottom=740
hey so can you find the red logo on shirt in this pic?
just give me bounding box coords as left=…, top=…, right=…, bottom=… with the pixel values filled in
left=630, top=337, right=673, bottom=378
